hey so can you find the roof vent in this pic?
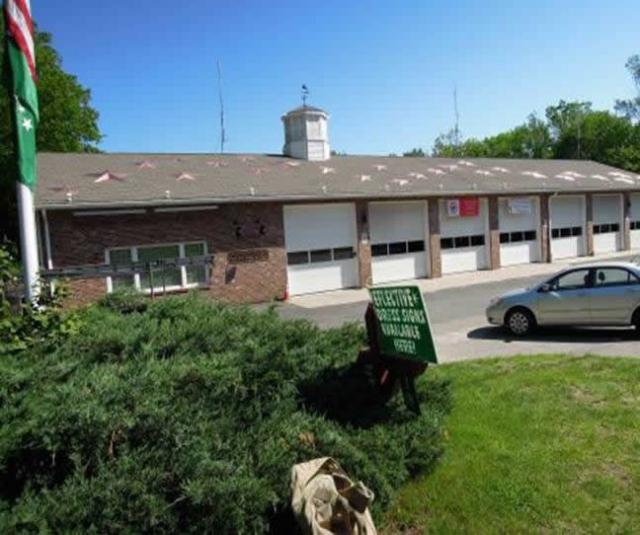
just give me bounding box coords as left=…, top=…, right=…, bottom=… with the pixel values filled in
left=282, top=105, right=330, bottom=161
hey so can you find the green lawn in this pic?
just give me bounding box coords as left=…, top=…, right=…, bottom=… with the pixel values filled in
left=384, top=355, right=640, bottom=533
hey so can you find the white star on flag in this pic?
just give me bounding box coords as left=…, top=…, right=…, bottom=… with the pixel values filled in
left=22, top=118, right=33, bottom=131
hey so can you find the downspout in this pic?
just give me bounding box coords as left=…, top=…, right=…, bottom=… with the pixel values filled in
left=41, top=209, right=55, bottom=293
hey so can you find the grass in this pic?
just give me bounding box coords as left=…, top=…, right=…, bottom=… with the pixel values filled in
left=383, top=354, right=640, bottom=533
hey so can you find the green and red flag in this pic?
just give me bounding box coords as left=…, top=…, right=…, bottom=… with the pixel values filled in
left=4, top=0, right=38, bottom=190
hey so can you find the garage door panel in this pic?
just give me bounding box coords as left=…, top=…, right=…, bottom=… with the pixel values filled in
left=370, top=202, right=425, bottom=243
left=370, top=202, right=429, bottom=284
left=551, top=196, right=585, bottom=260
left=440, top=198, right=488, bottom=274
left=284, top=204, right=356, bottom=251
left=499, top=197, right=540, bottom=266
left=593, top=195, right=622, bottom=254
left=501, top=242, right=538, bottom=267
left=287, top=259, right=358, bottom=296
left=284, top=203, right=358, bottom=296
left=441, top=247, right=487, bottom=274
left=371, top=252, right=427, bottom=283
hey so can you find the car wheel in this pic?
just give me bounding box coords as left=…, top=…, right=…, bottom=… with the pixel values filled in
left=505, top=308, right=534, bottom=336
left=632, top=309, right=640, bottom=337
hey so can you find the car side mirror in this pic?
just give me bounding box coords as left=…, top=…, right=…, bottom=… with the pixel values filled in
left=539, top=283, right=552, bottom=293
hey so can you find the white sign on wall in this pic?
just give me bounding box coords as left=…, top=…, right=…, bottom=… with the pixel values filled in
left=508, top=198, right=533, bottom=215
left=446, top=199, right=460, bottom=217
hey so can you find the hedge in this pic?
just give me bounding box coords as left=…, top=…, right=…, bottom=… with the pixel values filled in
left=0, top=294, right=450, bottom=533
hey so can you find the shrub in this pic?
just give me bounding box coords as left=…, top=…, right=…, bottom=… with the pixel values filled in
left=0, top=295, right=450, bottom=533
left=0, top=244, right=82, bottom=355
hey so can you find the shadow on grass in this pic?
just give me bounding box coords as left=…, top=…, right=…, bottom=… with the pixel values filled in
left=468, top=325, right=638, bottom=344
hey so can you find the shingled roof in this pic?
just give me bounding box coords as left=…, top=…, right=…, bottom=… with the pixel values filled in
left=35, top=152, right=640, bottom=209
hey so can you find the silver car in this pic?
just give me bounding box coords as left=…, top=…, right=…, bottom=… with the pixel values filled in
left=486, top=262, right=640, bottom=336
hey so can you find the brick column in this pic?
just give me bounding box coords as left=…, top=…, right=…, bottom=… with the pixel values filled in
left=623, top=192, right=631, bottom=251
left=585, top=193, right=594, bottom=256
left=540, top=194, right=551, bottom=263
left=428, top=198, right=442, bottom=278
left=488, top=196, right=501, bottom=270
left=356, top=200, right=372, bottom=287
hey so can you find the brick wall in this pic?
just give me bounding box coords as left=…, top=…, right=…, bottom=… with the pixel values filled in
left=47, top=203, right=288, bottom=305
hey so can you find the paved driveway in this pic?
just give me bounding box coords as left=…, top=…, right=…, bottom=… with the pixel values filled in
left=275, top=256, right=640, bottom=363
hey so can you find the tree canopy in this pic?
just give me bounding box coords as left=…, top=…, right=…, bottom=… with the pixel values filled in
left=426, top=55, right=640, bottom=173
left=1, top=18, right=102, bottom=241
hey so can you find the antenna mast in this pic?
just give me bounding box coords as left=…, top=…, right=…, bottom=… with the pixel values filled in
left=217, top=60, right=227, bottom=153
left=302, top=84, right=309, bottom=107
left=453, top=85, right=460, bottom=150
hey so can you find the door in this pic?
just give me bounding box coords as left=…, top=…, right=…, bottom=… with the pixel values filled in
left=284, top=203, right=358, bottom=295
left=589, top=267, right=640, bottom=324
left=630, top=194, right=640, bottom=249
left=536, top=268, right=593, bottom=324
left=369, top=201, right=428, bottom=284
left=550, top=196, right=585, bottom=260
left=593, top=195, right=622, bottom=254
left=440, top=198, right=489, bottom=274
left=498, top=197, right=540, bottom=266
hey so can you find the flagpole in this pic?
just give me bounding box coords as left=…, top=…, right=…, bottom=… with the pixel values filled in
left=16, top=181, right=40, bottom=302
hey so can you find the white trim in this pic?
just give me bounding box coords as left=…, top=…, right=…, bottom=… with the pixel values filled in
left=42, top=209, right=54, bottom=270
left=153, top=205, right=219, bottom=213
left=73, top=209, right=147, bottom=217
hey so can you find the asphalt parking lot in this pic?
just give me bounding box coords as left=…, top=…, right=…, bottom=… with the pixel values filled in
left=275, top=256, right=640, bottom=363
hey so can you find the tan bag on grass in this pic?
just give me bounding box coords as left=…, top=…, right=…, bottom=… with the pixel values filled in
left=291, top=457, right=377, bottom=535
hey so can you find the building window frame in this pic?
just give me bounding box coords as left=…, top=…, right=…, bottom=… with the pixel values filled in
left=105, top=240, right=209, bottom=293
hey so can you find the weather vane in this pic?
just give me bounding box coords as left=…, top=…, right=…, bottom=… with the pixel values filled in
left=301, top=84, right=310, bottom=107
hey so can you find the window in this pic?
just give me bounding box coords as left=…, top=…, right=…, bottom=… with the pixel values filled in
left=631, top=220, right=640, bottom=231
left=440, top=234, right=485, bottom=249
left=287, top=247, right=356, bottom=264
left=594, top=223, right=619, bottom=234
left=440, top=237, right=454, bottom=250
left=106, top=241, right=209, bottom=293
left=310, top=249, right=332, bottom=263
left=552, top=226, right=582, bottom=239
left=594, top=268, right=639, bottom=287
left=108, top=248, right=135, bottom=290
left=500, top=230, right=537, bottom=244
left=388, top=241, right=408, bottom=255
left=372, top=240, right=424, bottom=256
left=287, top=251, right=309, bottom=265
left=552, top=269, right=592, bottom=291
left=333, top=247, right=355, bottom=260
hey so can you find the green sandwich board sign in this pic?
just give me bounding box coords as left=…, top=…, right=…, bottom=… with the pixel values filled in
left=368, top=286, right=438, bottom=364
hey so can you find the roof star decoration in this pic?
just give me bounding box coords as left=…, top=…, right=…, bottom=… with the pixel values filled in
left=93, top=171, right=127, bottom=183
left=137, top=160, right=156, bottom=169
left=176, top=172, right=196, bottom=181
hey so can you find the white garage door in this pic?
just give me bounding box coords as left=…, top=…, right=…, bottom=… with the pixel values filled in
left=631, top=194, right=640, bottom=250
left=370, top=202, right=428, bottom=284
left=440, top=198, right=489, bottom=274
left=284, top=203, right=358, bottom=296
left=550, top=196, right=585, bottom=260
left=499, top=197, right=540, bottom=267
left=593, top=194, right=622, bottom=254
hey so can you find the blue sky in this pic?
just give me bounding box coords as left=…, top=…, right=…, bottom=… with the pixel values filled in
left=37, top=0, right=640, bottom=155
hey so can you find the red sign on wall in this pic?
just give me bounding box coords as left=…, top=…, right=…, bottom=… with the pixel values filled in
left=459, top=197, right=479, bottom=217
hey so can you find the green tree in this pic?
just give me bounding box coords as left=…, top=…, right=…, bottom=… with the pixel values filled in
left=615, top=54, right=640, bottom=123
left=403, top=147, right=425, bottom=157
left=1, top=18, right=102, bottom=241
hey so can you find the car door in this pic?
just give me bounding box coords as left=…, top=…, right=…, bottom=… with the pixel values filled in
left=589, top=267, right=640, bottom=324
left=536, top=268, right=593, bottom=325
